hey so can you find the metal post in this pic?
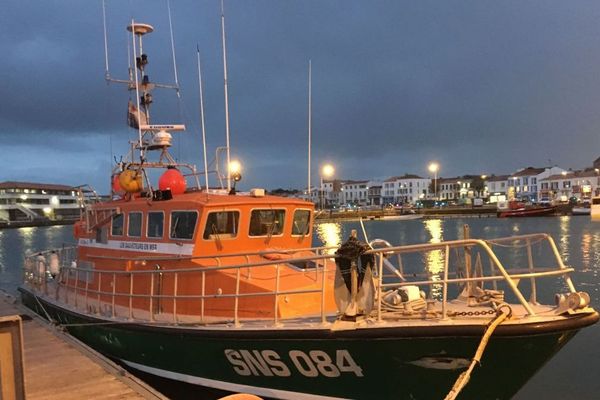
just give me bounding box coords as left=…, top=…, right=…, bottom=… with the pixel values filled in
left=173, top=273, right=178, bottom=324
left=463, top=224, right=472, bottom=297
left=97, top=273, right=102, bottom=315
left=201, top=271, right=205, bottom=322
left=377, top=254, right=383, bottom=322
left=149, top=273, right=155, bottom=322
left=128, top=274, right=134, bottom=320
left=526, top=238, right=537, bottom=304
left=274, top=264, right=280, bottom=326
left=111, top=272, right=116, bottom=318
left=442, top=245, right=450, bottom=319
left=321, top=261, right=327, bottom=324
left=234, top=268, right=241, bottom=327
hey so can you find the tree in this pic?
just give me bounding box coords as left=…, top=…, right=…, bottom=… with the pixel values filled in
left=471, top=176, right=485, bottom=198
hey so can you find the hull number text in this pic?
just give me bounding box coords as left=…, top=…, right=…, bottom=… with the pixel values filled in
left=224, top=349, right=363, bottom=378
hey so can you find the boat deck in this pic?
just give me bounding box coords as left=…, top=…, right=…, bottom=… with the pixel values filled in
left=0, top=292, right=167, bottom=400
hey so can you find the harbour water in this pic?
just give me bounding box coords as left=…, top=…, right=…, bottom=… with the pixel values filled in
left=1, top=217, right=599, bottom=399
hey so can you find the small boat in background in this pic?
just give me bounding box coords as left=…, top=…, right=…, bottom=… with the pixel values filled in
left=572, top=200, right=591, bottom=216
left=497, top=200, right=556, bottom=218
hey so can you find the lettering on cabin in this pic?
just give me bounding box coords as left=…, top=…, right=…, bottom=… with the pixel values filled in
left=224, top=349, right=363, bottom=378
left=119, top=242, right=158, bottom=251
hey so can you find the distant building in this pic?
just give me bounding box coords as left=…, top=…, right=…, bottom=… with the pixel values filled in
left=0, top=181, right=81, bottom=222
left=341, top=180, right=370, bottom=206
left=382, top=174, right=430, bottom=204
left=486, top=175, right=510, bottom=203
left=541, top=169, right=600, bottom=201
left=367, top=184, right=383, bottom=206
left=508, top=166, right=564, bottom=201
left=437, top=178, right=461, bottom=201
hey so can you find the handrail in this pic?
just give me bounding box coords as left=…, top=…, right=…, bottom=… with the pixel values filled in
left=23, top=233, right=578, bottom=326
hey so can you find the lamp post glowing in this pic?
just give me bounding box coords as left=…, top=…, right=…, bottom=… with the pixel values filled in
left=428, top=162, right=439, bottom=200
left=321, top=164, right=334, bottom=209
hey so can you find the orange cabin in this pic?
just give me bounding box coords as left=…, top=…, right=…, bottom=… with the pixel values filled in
left=72, top=191, right=338, bottom=321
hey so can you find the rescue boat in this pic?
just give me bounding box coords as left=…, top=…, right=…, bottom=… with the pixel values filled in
left=19, top=17, right=598, bottom=400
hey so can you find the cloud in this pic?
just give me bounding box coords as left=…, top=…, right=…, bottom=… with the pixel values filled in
left=2, top=1, right=600, bottom=191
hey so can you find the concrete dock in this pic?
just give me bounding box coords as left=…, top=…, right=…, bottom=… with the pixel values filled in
left=0, top=293, right=167, bottom=400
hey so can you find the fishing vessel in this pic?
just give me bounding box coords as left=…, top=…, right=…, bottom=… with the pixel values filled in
left=497, top=200, right=556, bottom=218
left=19, top=15, right=598, bottom=400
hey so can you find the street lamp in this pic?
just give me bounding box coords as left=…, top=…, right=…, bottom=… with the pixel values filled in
left=428, top=162, right=439, bottom=200
left=321, top=164, right=334, bottom=209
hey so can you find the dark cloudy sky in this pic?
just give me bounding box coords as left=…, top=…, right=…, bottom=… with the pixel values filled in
left=2, top=1, right=600, bottom=193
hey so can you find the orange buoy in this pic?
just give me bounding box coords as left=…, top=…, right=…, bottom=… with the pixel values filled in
left=158, top=167, right=186, bottom=195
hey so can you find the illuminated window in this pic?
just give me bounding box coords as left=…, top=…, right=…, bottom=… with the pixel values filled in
left=249, top=209, right=285, bottom=237
left=203, top=211, right=239, bottom=240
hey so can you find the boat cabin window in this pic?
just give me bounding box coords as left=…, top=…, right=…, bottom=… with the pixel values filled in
left=128, top=212, right=142, bottom=237
left=111, top=213, right=124, bottom=236
left=95, top=227, right=108, bottom=244
left=147, top=212, right=164, bottom=238
left=291, top=209, right=311, bottom=236
left=593, top=198, right=600, bottom=205
left=249, top=209, right=285, bottom=237
left=203, top=211, right=240, bottom=240
left=170, top=211, right=198, bottom=240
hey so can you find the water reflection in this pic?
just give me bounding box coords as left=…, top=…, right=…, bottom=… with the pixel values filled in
left=315, top=222, right=342, bottom=255
left=558, top=216, right=570, bottom=262
left=423, top=219, right=444, bottom=298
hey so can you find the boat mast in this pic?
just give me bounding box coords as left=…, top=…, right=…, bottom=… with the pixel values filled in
left=130, top=19, right=145, bottom=160
left=197, top=48, right=210, bottom=191
left=220, top=0, right=232, bottom=191
left=307, top=59, right=312, bottom=199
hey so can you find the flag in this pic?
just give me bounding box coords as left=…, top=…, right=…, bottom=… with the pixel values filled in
left=127, top=101, right=147, bottom=129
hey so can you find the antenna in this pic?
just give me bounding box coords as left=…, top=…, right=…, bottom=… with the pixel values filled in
left=166, top=0, right=181, bottom=97
left=197, top=47, right=210, bottom=191
left=102, top=0, right=110, bottom=80
left=307, top=59, right=312, bottom=198
left=221, top=0, right=232, bottom=191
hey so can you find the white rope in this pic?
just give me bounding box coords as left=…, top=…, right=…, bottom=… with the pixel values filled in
left=444, top=306, right=511, bottom=400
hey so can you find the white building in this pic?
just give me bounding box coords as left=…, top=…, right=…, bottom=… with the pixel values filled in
left=508, top=166, right=565, bottom=201
left=341, top=180, right=369, bottom=206
left=382, top=174, right=430, bottom=204
left=486, top=175, right=510, bottom=203
left=541, top=170, right=600, bottom=201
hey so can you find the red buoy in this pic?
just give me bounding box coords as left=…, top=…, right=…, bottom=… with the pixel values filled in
left=159, top=168, right=186, bottom=195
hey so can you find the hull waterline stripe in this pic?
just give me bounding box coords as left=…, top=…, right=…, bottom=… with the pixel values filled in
left=78, top=238, right=194, bottom=256
left=121, top=359, right=348, bottom=400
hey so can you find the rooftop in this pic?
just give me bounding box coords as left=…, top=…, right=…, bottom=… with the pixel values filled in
left=0, top=181, right=75, bottom=191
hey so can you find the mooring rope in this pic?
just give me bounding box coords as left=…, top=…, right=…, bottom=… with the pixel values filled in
left=444, top=304, right=512, bottom=400
left=33, top=293, right=56, bottom=324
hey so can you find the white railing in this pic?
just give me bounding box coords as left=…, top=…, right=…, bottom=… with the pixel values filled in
left=23, top=233, right=577, bottom=326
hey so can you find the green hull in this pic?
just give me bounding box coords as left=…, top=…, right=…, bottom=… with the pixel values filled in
left=20, top=288, right=596, bottom=400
